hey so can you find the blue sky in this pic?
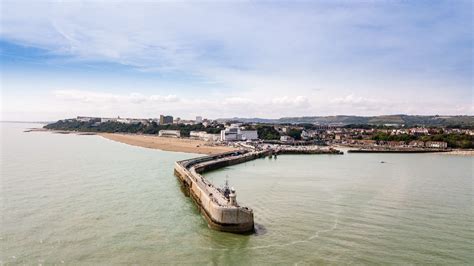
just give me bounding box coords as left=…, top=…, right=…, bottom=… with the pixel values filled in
left=1, top=0, right=472, bottom=121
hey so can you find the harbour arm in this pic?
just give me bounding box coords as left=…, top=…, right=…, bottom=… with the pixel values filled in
left=174, top=147, right=342, bottom=233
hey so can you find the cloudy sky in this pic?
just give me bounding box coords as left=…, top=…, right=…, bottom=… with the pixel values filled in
left=1, top=0, right=472, bottom=121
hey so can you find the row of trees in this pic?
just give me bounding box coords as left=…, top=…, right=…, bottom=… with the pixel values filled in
left=255, top=125, right=280, bottom=140
left=251, top=125, right=302, bottom=140
left=45, top=120, right=296, bottom=140
left=44, top=120, right=222, bottom=137
left=371, top=132, right=474, bottom=148
left=420, top=134, right=473, bottom=149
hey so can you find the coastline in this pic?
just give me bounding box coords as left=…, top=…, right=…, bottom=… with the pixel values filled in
left=439, top=149, right=474, bottom=156
left=24, top=128, right=235, bottom=154
left=99, top=133, right=235, bottom=155
left=27, top=128, right=474, bottom=156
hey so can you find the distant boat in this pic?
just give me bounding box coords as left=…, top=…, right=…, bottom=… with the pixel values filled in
left=380, top=161, right=386, bottom=163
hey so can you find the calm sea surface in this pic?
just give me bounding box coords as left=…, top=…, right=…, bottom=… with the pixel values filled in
left=1, top=123, right=473, bottom=264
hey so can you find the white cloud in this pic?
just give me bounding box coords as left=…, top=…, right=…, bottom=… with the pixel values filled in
left=46, top=90, right=316, bottom=119
left=1, top=1, right=472, bottom=120
left=223, top=97, right=254, bottom=105
left=272, top=96, right=309, bottom=106
left=331, top=94, right=376, bottom=105
left=53, top=90, right=179, bottom=104
left=330, top=94, right=390, bottom=112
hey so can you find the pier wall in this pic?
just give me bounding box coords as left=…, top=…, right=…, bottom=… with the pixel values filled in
left=348, top=148, right=451, bottom=153
left=276, top=148, right=343, bottom=155
left=174, top=150, right=271, bottom=233
left=174, top=147, right=341, bottom=233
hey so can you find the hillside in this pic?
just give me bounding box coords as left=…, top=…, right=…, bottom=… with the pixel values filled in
left=218, top=115, right=474, bottom=127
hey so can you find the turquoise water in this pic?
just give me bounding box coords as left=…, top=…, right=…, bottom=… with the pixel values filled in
left=1, top=123, right=473, bottom=264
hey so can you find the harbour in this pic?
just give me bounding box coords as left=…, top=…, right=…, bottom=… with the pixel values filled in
left=174, top=147, right=343, bottom=233
left=2, top=0, right=473, bottom=263
left=2, top=123, right=473, bottom=264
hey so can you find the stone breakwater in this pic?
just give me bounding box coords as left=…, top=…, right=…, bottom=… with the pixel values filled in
left=348, top=148, right=451, bottom=153
left=275, top=147, right=344, bottom=155
left=174, top=147, right=343, bottom=233
left=174, top=150, right=272, bottom=233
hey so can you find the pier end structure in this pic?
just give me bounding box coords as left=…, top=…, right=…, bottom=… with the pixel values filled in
left=174, top=150, right=270, bottom=233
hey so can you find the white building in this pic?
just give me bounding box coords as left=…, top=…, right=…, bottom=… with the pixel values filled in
left=425, top=141, right=448, bottom=149
left=119, top=119, right=131, bottom=124
left=195, top=116, right=203, bottom=124
left=220, top=126, right=258, bottom=141
left=77, top=116, right=97, bottom=122
left=190, top=131, right=220, bottom=142
left=100, top=117, right=115, bottom=123
left=280, top=135, right=294, bottom=142
left=301, top=130, right=319, bottom=140
left=410, top=128, right=429, bottom=135
left=159, top=130, right=181, bottom=138
left=240, top=130, right=258, bottom=140
left=221, top=127, right=239, bottom=141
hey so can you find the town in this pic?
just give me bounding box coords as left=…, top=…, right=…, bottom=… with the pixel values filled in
left=43, top=115, right=474, bottom=151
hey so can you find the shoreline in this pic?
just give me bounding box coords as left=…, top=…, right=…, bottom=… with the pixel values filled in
left=335, top=145, right=474, bottom=156
left=99, top=133, right=235, bottom=155
left=439, top=150, right=474, bottom=156
left=26, top=128, right=474, bottom=156
left=24, top=128, right=235, bottom=155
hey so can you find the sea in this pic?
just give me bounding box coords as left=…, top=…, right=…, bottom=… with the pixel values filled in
left=1, top=122, right=473, bottom=264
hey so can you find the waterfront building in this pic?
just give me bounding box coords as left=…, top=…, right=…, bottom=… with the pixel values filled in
left=425, top=141, right=448, bottom=149
left=221, top=127, right=239, bottom=141
left=159, top=115, right=173, bottom=125
left=190, top=131, right=220, bottom=142
left=387, top=141, right=406, bottom=147
left=220, top=126, right=258, bottom=141
left=158, top=130, right=181, bottom=138
left=240, top=130, right=258, bottom=140
left=195, top=116, right=203, bottom=124
left=409, top=140, right=425, bottom=147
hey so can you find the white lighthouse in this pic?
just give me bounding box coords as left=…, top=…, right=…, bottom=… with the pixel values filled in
left=229, top=187, right=237, bottom=206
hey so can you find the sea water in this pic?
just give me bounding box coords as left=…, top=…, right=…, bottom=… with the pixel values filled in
left=1, top=123, right=472, bottom=264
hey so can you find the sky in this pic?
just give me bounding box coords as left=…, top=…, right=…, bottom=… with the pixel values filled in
left=0, top=0, right=472, bottom=121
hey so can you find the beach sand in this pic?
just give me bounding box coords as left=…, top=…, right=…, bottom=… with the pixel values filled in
left=100, top=133, right=235, bottom=155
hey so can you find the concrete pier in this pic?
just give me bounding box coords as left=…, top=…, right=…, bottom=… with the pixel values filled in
left=174, top=150, right=271, bottom=233
left=174, top=146, right=342, bottom=233
left=348, top=148, right=451, bottom=153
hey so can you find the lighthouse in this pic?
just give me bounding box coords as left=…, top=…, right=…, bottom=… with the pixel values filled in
left=229, top=187, right=237, bottom=206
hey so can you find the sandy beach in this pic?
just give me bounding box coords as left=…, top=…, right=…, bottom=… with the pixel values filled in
left=100, top=133, right=235, bottom=155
